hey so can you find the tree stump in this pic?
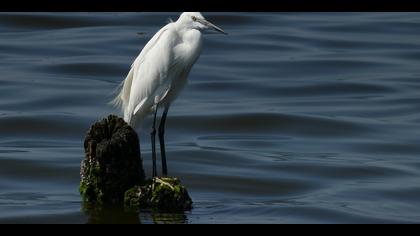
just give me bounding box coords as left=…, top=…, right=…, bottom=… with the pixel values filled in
left=80, top=115, right=145, bottom=205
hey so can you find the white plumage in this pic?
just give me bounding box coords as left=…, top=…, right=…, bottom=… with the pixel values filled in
left=111, top=12, right=226, bottom=177
left=112, top=12, right=225, bottom=127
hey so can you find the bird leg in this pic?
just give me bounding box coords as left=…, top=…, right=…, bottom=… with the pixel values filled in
left=158, top=107, right=169, bottom=176
left=151, top=105, right=158, bottom=177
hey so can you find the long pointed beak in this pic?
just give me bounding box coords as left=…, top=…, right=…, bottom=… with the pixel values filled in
left=200, top=19, right=227, bottom=35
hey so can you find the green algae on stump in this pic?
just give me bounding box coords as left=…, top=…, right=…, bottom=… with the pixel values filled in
left=124, top=177, right=192, bottom=211
left=80, top=115, right=145, bottom=204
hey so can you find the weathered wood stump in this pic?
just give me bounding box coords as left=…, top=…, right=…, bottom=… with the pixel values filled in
left=80, top=115, right=145, bottom=204
left=80, top=114, right=192, bottom=211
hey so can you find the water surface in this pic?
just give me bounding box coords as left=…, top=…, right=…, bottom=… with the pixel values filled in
left=1, top=12, right=420, bottom=223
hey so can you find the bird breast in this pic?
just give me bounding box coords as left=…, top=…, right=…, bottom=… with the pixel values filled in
left=176, top=29, right=203, bottom=67
left=158, top=29, right=202, bottom=107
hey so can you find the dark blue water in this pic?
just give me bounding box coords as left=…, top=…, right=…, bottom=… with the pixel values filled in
left=1, top=12, right=420, bottom=223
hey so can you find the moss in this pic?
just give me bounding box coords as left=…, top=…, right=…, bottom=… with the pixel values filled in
left=79, top=180, right=89, bottom=200
left=124, top=177, right=192, bottom=212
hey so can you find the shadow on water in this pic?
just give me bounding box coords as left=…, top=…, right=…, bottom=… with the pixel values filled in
left=82, top=203, right=188, bottom=224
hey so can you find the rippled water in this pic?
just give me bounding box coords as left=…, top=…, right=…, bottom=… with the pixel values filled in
left=1, top=12, right=420, bottom=223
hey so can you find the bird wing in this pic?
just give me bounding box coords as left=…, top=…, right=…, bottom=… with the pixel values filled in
left=133, top=97, right=148, bottom=116
left=111, top=22, right=175, bottom=112
left=132, top=72, right=174, bottom=117
left=127, top=25, right=180, bottom=122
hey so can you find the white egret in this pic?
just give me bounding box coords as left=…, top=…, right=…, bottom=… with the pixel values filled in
left=112, top=12, right=226, bottom=177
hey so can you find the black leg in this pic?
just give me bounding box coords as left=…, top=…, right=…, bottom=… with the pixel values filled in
left=151, top=105, right=158, bottom=177
left=158, top=106, right=169, bottom=176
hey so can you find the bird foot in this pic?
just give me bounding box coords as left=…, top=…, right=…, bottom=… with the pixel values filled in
left=152, top=176, right=179, bottom=191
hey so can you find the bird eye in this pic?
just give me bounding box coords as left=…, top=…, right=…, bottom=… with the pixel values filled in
left=191, top=16, right=197, bottom=21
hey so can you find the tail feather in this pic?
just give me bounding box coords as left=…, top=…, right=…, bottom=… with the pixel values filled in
left=109, top=79, right=125, bottom=109
left=109, top=67, right=135, bottom=113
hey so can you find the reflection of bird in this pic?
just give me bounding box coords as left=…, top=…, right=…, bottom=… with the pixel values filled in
left=112, top=12, right=226, bottom=177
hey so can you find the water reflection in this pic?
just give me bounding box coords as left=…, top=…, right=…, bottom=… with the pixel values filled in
left=82, top=203, right=141, bottom=224
left=140, top=211, right=189, bottom=224
left=82, top=203, right=188, bottom=224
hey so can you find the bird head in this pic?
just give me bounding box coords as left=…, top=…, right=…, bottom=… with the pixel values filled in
left=177, top=12, right=227, bottom=35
